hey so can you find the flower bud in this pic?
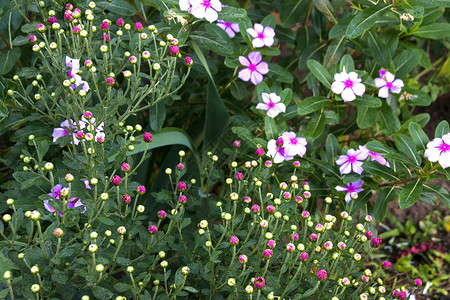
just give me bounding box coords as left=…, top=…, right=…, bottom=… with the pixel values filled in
left=117, top=226, right=126, bottom=235
left=31, top=284, right=40, bottom=293
left=184, top=56, right=193, bottom=67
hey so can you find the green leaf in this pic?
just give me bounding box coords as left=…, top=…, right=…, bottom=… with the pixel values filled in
left=280, top=0, right=309, bottom=27
left=378, top=101, right=400, bottom=135
left=339, top=54, right=354, bottom=73
left=374, top=186, right=397, bottom=221
left=346, top=3, right=392, bottom=39
left=350, top=190, right=372, bottom=215
left=92, top=286, right=114, bottom=299
left=0, top=101, right=8, bottom=118
left=313, top=0, right=337, bottom=23
left=114, top=283, right=131, bottom=292
left=261, top=14, right=278, bottom=29
left=264, top=117, right=278, bottom=140
left=280, top=88, right=293, bottom=106
left=367, top=30, right=392, bottom=68
left=297, top=96, right=329, bottom=115
left=329, top=16, right=351, bottom=38
left=356, top=106, right=378, bottom=129
left=402, top=87, right=431, bottom=106
left=306, top=59, right=333, bottom=88
left=435, top=120, right=449, bottom=138
left=423, top=184, right=450, bottom=207
left=323, top=36, right=346, bottom=68
left=149, top=101, right=166, bottom=131
left=96, top=0, right=135, bottom=16
left=393, top=48, right=422, bottom=78
left=412, top=22, right=450, bottom=39
left=394, top=134, right=421, bottom=166
left=190, top=32, right=233, bottom=56
left=205, top=23, right=232, bottom=51
left=219, top=6, right=248, bottom=23
left=350, top=94, right=382, bottom=107
left=0, top=48, right=21, bottom=75
left=184, top=286, right=199, bottom=293
left=268, top=63, right=294, bottom=83
left=304, top=111, right=326, bottom=140
left=34, top=140, right=49, bottom=162
left=399, top=179, right=423, bottom=209
left=400, top=113, right=430, bottom=132
left=363, top=161, right=400, bottom=181
left=325, top=134, right=338, bottom=164
left=305, top=157, right=341, bottom=178
left=408, top=122, right=429, bottom=151
left=231, top=127, right=255, bottom=146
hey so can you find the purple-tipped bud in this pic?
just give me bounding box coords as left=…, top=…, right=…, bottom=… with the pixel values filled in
left=300, top=252, right=309, bottom=261
left=309, top=234, right=318, bottom=242
left=276, top=137, right=284, bottom=147
left=137, top=185, right=146, bottom=195
left=177, top=163, right=184, bottom=171
left=101, top=33, right=110, bottom=43
left=292, top=232, right=299, bottom=241
left=251, top=205, right=260, bottom=213
left=267, top=240, right=276, bottom=249
left=116, top=18, right=124, bottom=27
left=293, top=161, right=301, bottom=168
left=64, top=11, right=72, bottom=22
left=263, top=249, right=273, bottom=259
left=267, top=205, right=275, bottom=214
left=365, top=231, right=373, bottom=239
left=295, top=196, right=303, bottom=204
left=382, top=261, right=392, bottom=269
left=29, top=35, right=37, bottom=43
left=230, top=235, right=239, bottom=246
left=179, top=195, right=187, bottom=204
left=170, top=45, right=179, bottom=56
left=53, top=228, right=64, bottom=238
left=371, top=237, right=382, bottom=248
left=148, top=225, right=158, bottom=234
left=37, top=23, right=46, bottom=32
left=134, top=22, right=143, bottom=32
left=265, top=160, right=272, bottom=168
left=121, top=163, right=130, bottom=172
left=184, top=56, right=193, bottom=67
left=129, top=56, right=137, bottom=64
left=143, top=132, right=153, bottom=143
left=286, top=243, right=295, bottom=252
left=158, top=210, right=167, bottom=219
left=233, top=140, right=241, bottom=148
left=111, top=175, right=121, bottom=186
left=177, top=181, right=187, bottom=192
left=101, top=21, right=109, bottom=31
left=317, top=269, right=327, bottom=281
left=244, top=196, right=251, bottom=203
left=238, top=254, right=247, bottom=264
left=256, top=147, right=264, bottom=156
left=72, top=26, right=80, bottom=34
left=235, top=172, right=243, bottom=181
left=76, top=131, right=85, bottom=140
left=121, top=194, right=131, bottom=204
left=66, top=3, right=73, bottom=10
left=301, top=211, right=310, bottom=219
left=48, top=17, right=57, bottom=25
left=84, top=111, right=92, bottom=119
left=398, top=291, right=407, bottom=300
left=106, top=77, right=115, bottom=86
left=65, top=173, right=74, bottom=182
left=253, top=277, right=265, bottom=289
left=414, top=278, right=422, bottom=287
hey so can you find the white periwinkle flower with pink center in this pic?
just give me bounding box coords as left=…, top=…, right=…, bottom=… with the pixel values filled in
left=189, top=0, right=222, bottom=23
left=374, top=70, right=404, bottom=98
left=336, top=147, right=369, bottom=175
left=267, top=137, right=293, bottom=163
left=216, top=20, right=240, bottom=38
left=238, top=51, right=269, bottom=85
left=281, top=131, right=307, bottom=157
left=179, top=0, right=191, bottom=11
left=360, top=145, right=390, bottom=167
left=336, top=180, right=364, bottom=203
left=331, top=71, right=365, bottom=102
left=256, top=92, right=285, bottom=118
left=425, top=133, right=450, bottom=169
left=246, top=23, right=275, bottom=48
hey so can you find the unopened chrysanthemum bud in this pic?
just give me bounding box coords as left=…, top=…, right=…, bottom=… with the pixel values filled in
left=95, top=264, right=104, bottom=273
left=31, top=284, right=40, bottom=293
left=30, top=210, right=41, bottom=221
left=227, top=278, right=236, bottom=287
left=126, top=266, right=134, bottom=273
left=3, top=214, right=11, bottom=222
left=90, top=232, right=98, bottom=239
left=117, top=226, right=126, bottom=235
left=6, top=198, right=14, bottom=206
left=30, top=265, right=39, bottom=274
left=89, top=244, right=98, bottom=253
left=181, top=266, right=190, bottom=275
left=100, top=45, right=108, bottom=53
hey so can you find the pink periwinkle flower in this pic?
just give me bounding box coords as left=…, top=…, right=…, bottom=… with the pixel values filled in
left=143, top=132, right=153, bottom=143
left=134, top=22, right=143, bottom=32
left=253, top=277, right=265, bottom=289
left=335, top=180, right=364, bottom=203
left=106, top=77, right=115, bottom=86
left=179, top=195, right=187, bottom=204
left=230, top=235, right=239, bottom=246
left=267, top=138, right=292, bottom=163
left=137, top=185, right=146, bottom=195
left=121, top=194, right=131, bottom=204
left=216, top=20, right=240, bottom=38
left=238, top=51, right=269, bottom=85
left=263, top=249, right=273, bottom=258
left=111, top=175, right=122, bottom=186
left=281, top=131, right=307, bottom=157
left=336, top=147, right=369, bottom=175
left=267, top=240, right=276, bottom=249
left=66, top=56, right=90, bottom=91
left=148, top=225, right=158, bottom=234
left=190, top=0, right=222, bottom=23
left=267, top=205, right=275, bottom=214
left=374, top=70, right=404, bottom=98
left=53, top=119, right=79, bottom=145
left=425, top=133, right=450, bottom=169
left=246, top=23, right=275, bottom=48
left=317, top=269, right=327, bottom=281
left=116, top=18, right=124, bottom=27
left=184, top=56, right=193, bottom=67
left=48, top=17, right=57, bottom=25
left=360, top=145, right=390, bottom=167
left=44, top=184, right=85, bottom=216
left=177, top=181, right=187, bottom=191
left=170, top=45, right=179, bottom=56
left=158, top=210, right=167, bottom=219
left=331, top=71, right=365, bottom=102
left=251, top=205, right=260, bottom=213
left=256, top=92, right=286, bottom=118
left=101, top=21, right=110, bottom=32
left=300, top=252, right=309, bottom=261
left=414, top=278, right=423, bottom=287
left=238, top=254, right=247, bottom=264
left=372, top=237, right=382, bottom=248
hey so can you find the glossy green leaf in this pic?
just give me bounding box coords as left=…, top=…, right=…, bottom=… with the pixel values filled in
left=423, top=184, right=450, bottom=207
left=0, top=48, right=21, bottom=75
left=323, top=36, right=346, bottom=68
left=356, top=106, right=378, bottom=129
left=307, top=59, right=333, bottom=88
left=363, top=161, right=400, bottom=182
left=261, top=14, right=277, bottom=29
left=350, top=190, right=372, bottom=215
left=400, top=114, right=430, bottom=132
left=393, top=48, right=422, bottom=78
left=297, top=96, right=329, bottom=115
left=219, top=6, right=248, bottom=23
left=93, top=286, right=114, bottom=299
left=205, top=23, right=233, bottom=48
left=402, top=87, right=431, bottom=106
left=268, top=63, right=294, bottom=83
left=325, top=134, right=338, bottom=164
left=435, top=120, right=449, bottom=138
left=95, top=0, right=135, bottom=15
left=280, top=0, right=308, bottom=27
left=305, top=157, right=341, bottom=178
left=399, top=179, right=423, bottom=209
left=190, top=32, right=233, bottom=56
left=422, top=7, right=445, bottom=25
left=204, top=79, right=230, bottom=150
left=350, top=94, right=382, bottom=107
left=304, top=111, right=326, bottom=140
left=149, top=101, right=166, bottom=131
left=374, top=186, right=396, bottom=221
left=0, top=101, right=8, bottom=118
left=280, top=88, right=293, bottom=106
left=313, top=0, right=337, bottom=23
left=408, top=122, right=429, bottom=151
left=264, top=117, right=278, bottom=140
left=367, top=30, right=391, bottom=68
left=412, top=22, right=450, bottom=39
left=378, top=101, right=400, bottom=135
left=346, top=3, right=392, bottom=39
left=339, top=54, right=354, bottom=73
left=394, top=134, right=421, bottom=166
left=329, top=16, right=351, bottom=38
left=231, top=126, right=255, bottom=147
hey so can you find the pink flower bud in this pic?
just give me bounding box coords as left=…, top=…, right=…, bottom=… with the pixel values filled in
left=300, top=252, right=309, bottom=261
left=179, top=195, right=187, bottom=204
left=184, top=56, right=193, bottom=67
left=84, top=111, right=92, bottom=119
left=48, top=17, right=57, bottom=25
left=286, top=243, right=295, bottom=252
left=276, top=137, right=284, bottom=147
left=29, top=35, right=37, bottom=43
left=266, top=205, right=275, bottom=214
left=170, top=45, right=179, bottom=56
left=122, top=194, right=131, bottom=204
left=337, top=242, right=346, bottom=250
left=244, top=196, right=251, bottom=203
left=283, top=192, right=291, bottom=200
left=371, top=237, right=382, bottom=248
left=251, top=205, right=260, bottom=213
left=134, top=22, right=143, bottom=32
left=76, top=131, right=85, bottom=140
left=101, top=21, right=109, bottom=31
left=230, top=235, right=239, bottom=246
left=143, top=132, right=153, bottom=143
left=177, top=163, right=184, bottom=171
left=177, top=181, right=187, bottom=192
left=265, top=160, right=272, bottom=168
left=256, top=147, right=264, bottom=156
left=73, top=26, right=80, bottom=34
left=233, top=140, right=241, bottom=148
left=267, top=240, right=276, bottom=249
left=101, top=33, right=109, bottom=43
left=303, top=191, right=311, bottom=198
left=37, top=23, right=46, bottom=32
left=53, top=228, right=64, bottom=238
left=84, top=60, right=93, bottom=69
left=106, top=77, right=115, bottom=86
left=238, top=254, right=247, bottom=264
left=129, top=56, right=137, bottom=64
left=116, top=18, right=124, bottom=27
left=64, top=11, right=72, bottom=22
left=382, top=261, right=392, bottom=269
left=121, top=163, right=130, bottom=172
left=235, top=172, right=243, bottom=180
left=65, top=173, right=74, bottom=182
left=295, top=196, right=303, bottom=204
left=157, top=210, right=167, bottom=219
left=317, top=269, right=327, bottom=281
left=301, top=211, right=310, bottom=219
left=253, top=277, right=265, bottom=289
left=111, top=175, right=121, bottom=186
left=414, top=278, right=423, bottom=287
left=365, top=231, right=373, bottom=239
left=263, top=249, right=273, bottom=259
left=137, top=185, right=146, bottom=195
left=292, top=232, right=299, bottom=241
left=148, top=225, right=158, bottom=234
left=309, top=234, right=317, bottom=242
left=66, top=4, right=73, bottom=10
left=398, top=291, right=407, bottom=300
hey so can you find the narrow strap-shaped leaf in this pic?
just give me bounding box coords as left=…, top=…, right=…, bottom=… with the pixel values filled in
left=399, top=179, right=423, bottom=209
left=374, top=186, right=397, bottom=221
left=346, top=3, right=392, bottom=39
left=408, top=122, right=429, bottom=151
left=306, top=59, right=333, bottom=88
left=297, top=96, right=330, bottom=115
left=394, top=134, right=421, bottom=166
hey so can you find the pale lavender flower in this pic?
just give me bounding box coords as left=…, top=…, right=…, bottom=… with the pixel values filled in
left=331, top=71, right=365, bottom=102
left=425, top=133, right=450, bottom=169
left=267, top=138, right=293, bottom=163
left=44, top=184, right=85, bottom=215
left=336, top=147, right=369, bottom=175
left=66, top=56, right=89, bottom=91
left=238, top=51, right=269, bottom=85
left=281, top=131, right=307, bottom=157
left=52, top=119, right=80, bottom=145
left=256, top=92, right=285, bottom=118
left=216, top=20, right=240, bottom=38
left=336, top=180, right=364, bottom=203
left=246, top=23, right=275, bottom=48
left=360, top=145, right=390, bottom=167
left=374, top=70, right=404, bottom=98
left=190, top=0, right=222, bottom=23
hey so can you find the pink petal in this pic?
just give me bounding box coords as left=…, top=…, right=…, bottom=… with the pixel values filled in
left=331, top=81, right=345, bottom=94
left=352, top=83, right=365, bottom=96
left=238, top=68, right=251, bottom=82
left=231, top=24, right=240, bottom=32
left=340, top=161, right=352, bottom=174
left=390, top=79, right=404, bottom=93
left=335, top=185, right=348, bottom=192
left=336, top=155, right=349, bottom=165
left=439, top=150, right=450, bottom=168
left=352, top=161, right=364, bottom=174
left=239, top=56, right=250, bottom=67
left=348, top=72, right=360, bottom=82
left=263, top=26, right=275, bottom=38
left=224, top=27, right=236, bottom=38
left=256, top=103, right=268, bottom=111
left=263, top=37, right=274, bottom=47
left=256, top=61, right=269, bottom=74
left=254, top=23, right=264, bottom=34
left=248, top=51, right=262, bottom=64
left=250, top=71, right=263, bottom=85
left=252, top=38, right=265, bottom=48
left=385, top=71, right=395, bottom=82
left=210, top=0, right=222, bottom=11
left=269, top=93, right=281, bottom=103
left=374, top=78, right=386, bottom=88
left=190, top=5, right=206, bottom=18
left=334, top=72, right=348, bottom=82
left=341, top=87, right=356, bottom=102
left=378, top=86, right=389, bottom=98
left=246, top=28, right=258, bottom=38
left=204, top=8, right=218, bottom=23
